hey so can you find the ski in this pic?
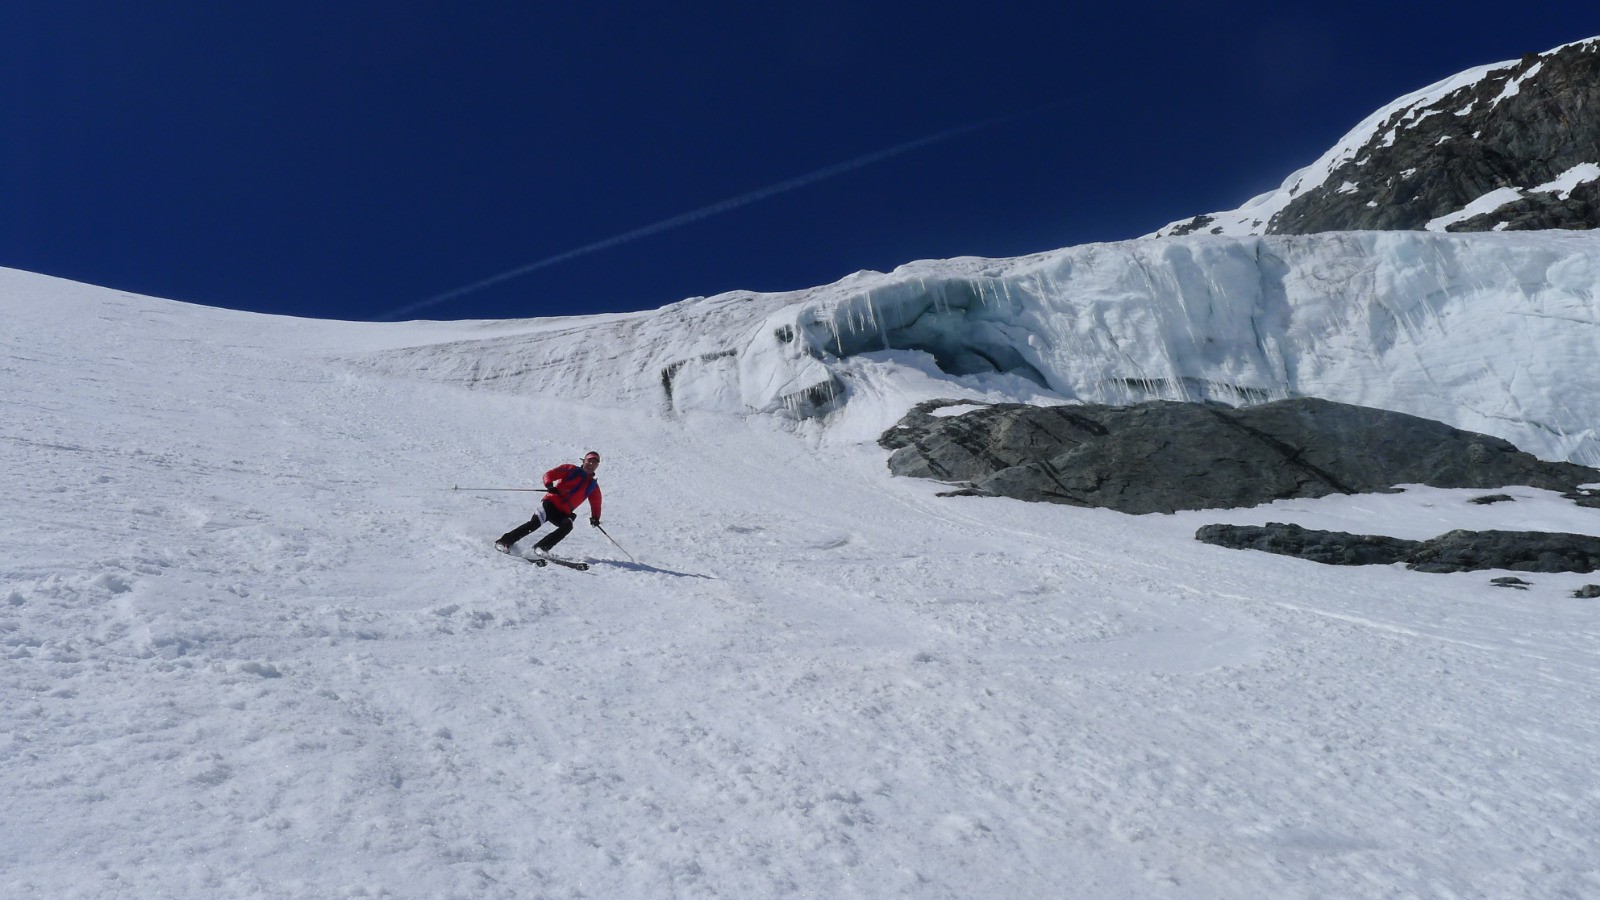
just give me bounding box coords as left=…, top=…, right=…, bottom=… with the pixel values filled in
left=541, top=556, right=590, bottom=571
left=496, top=544, right=590, bottom=571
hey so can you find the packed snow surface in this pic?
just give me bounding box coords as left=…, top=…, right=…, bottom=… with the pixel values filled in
left=5, top=267, right=1600, bottom=898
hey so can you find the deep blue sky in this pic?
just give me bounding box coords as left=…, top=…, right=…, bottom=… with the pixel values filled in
left=3, top=3, right=1593, bottom=321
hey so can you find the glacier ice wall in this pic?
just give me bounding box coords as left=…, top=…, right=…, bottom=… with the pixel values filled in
left=350, top=231, right=1600, bottom=465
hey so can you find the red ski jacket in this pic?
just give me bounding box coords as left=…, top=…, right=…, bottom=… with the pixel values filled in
left=544, top=463, right=602, bottom=519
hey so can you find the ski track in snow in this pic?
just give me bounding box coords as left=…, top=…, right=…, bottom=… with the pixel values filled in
left=4, top=274, right=1600, bottom=898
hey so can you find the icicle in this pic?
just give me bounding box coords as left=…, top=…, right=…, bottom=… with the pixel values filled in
left=867, top=290, right=891, bottom=351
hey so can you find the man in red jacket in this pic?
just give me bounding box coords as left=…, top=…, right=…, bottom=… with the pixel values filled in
left=496, top=451, right=603, bottom=556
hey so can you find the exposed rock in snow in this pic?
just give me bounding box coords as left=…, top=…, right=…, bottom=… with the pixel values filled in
left=878, top=396, right=1599, bottom=515
left=1194, top=522, right=1419, bottom=566
left=1154, top=36, right=1600, bottom=236
left=1470, top=493, right=1517, bottom=505
left=1196, top=522, right=1600, bottom=573
left=1407, top=528, right=1600, bottom=573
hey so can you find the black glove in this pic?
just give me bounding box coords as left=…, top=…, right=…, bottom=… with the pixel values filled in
left=590, top=516, right=601, bottom=527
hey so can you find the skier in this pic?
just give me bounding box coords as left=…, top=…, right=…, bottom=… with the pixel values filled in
left=495, top=451, right=603, bottom=557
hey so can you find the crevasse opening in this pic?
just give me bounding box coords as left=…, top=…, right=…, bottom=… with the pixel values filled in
left=798, top=278, right=1051, bottom=390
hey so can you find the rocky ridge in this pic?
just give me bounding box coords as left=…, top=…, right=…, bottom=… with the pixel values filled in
left=1157, top=37, right=1600, bottom=237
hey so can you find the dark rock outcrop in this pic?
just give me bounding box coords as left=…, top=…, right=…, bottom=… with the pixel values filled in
left=1194, top=523, right=1416, bottom=566
left=1567, top=487, right=1600, bottom=509
left=1196, top=523, right=1600, bottom=574
left=1403, top=529, right=1600, bottom=574
left=881, top=397, right=1598, bottom=515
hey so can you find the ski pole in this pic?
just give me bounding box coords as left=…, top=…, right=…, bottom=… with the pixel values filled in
left=594, top=523, right=637, bottom=564
left=450, top=486, right=555, bottom=492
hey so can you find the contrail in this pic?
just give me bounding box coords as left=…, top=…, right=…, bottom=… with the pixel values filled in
left=382, top=108, right=1050, bottom=320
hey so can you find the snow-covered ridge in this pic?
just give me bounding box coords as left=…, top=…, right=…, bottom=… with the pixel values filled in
left=1149, top=59, right=1516, bottom=237
left=1151, top=35, right=1600, bottom=237
left=351, top=230, right=1600, bottom=466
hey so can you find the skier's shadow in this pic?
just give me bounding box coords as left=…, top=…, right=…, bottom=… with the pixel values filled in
left=591, top=560, right=714, bottom=579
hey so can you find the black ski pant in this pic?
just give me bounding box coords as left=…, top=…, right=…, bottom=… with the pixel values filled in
left=499, top=499, right=575, bottom=552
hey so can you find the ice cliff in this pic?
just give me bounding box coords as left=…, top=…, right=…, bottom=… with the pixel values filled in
left=353, top=229, right=1600, bottom=466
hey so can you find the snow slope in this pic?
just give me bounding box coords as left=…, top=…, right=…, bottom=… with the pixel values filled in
left=350, top=230, right=1600, bottom=467
left=5, top=268, right=1600, bottom=898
